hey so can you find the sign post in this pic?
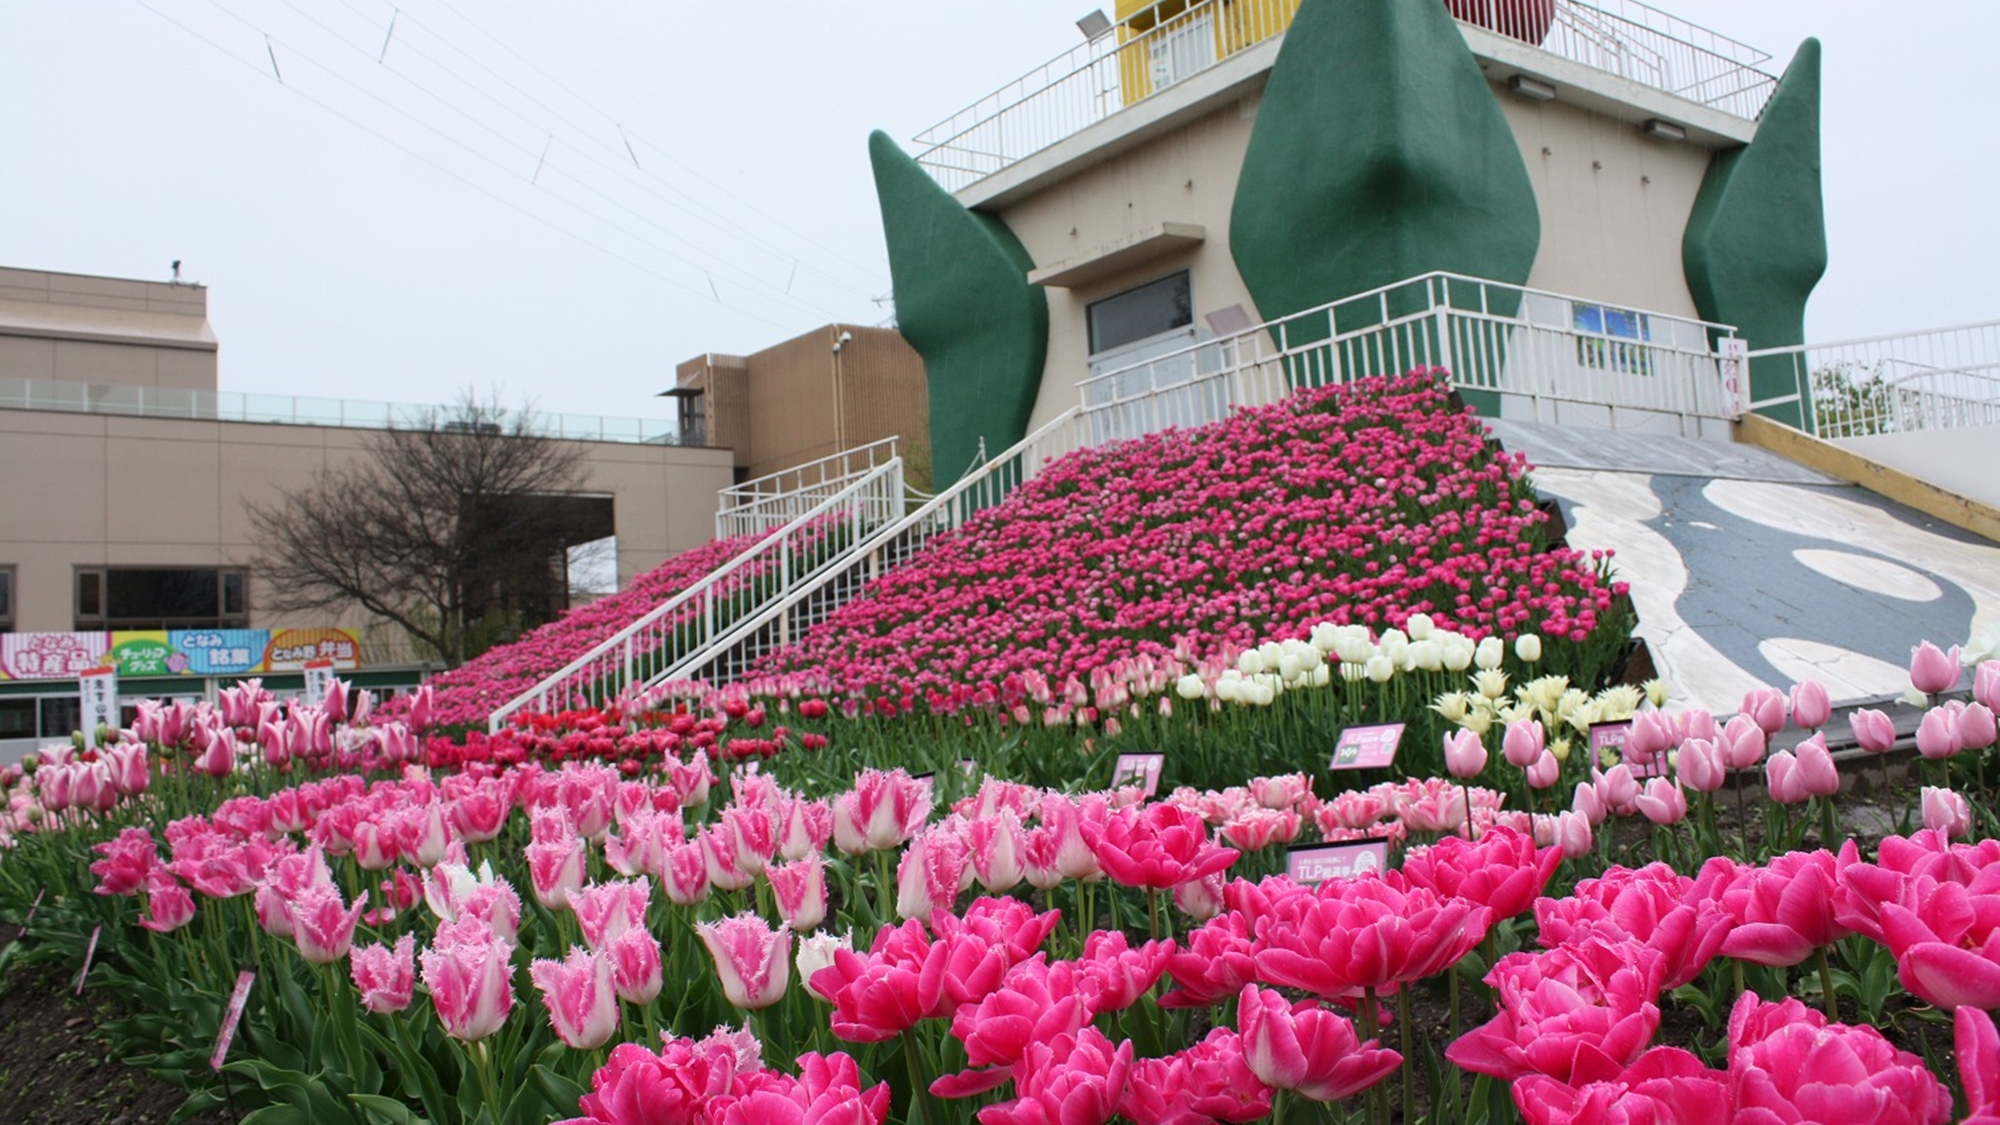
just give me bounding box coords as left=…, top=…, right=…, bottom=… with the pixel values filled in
left=302, top=659, right=335, bottom=707
left=78, top=666, right=118, bottom=746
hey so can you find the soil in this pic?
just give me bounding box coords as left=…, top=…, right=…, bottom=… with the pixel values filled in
left=0, top=941, right=235, bottom=1125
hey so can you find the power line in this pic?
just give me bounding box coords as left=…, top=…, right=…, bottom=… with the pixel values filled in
left=128, top=0, right=803, bottom=331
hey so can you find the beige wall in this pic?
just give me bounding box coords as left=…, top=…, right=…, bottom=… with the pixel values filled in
left=676, top=325, right=929, bottom=483
left=993, top=80, right=1725, bottom=428
left=1839, top=425, right=2000, bottom=512
left=1007, top=93, right=1265, bottom=435
left=0, top=408, right=734, bottom=635
left=0, top=267, right=218, bottom=390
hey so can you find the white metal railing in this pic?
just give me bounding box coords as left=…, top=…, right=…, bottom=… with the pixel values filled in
left=1747, top=322, right=2000, bottom=441
left=912, top=0, right=1775, bottom=191
left=1078, top=272, right=1739, bottom=443
left=0, top=375, right=693, bottom=446
left=716, top=437, right=902, bottom=538
left=652, top=408, right=1097, bottom=692
left=487, top=457, right=906, bottom=731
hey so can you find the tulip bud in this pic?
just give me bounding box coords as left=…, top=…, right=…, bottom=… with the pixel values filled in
left=1911, top=641, right=1963, bottom=697
left=1789, top=680, right=1832, bottom=731
left=1917, top=706, right=1962, bottom=760
left=1849, top=708, right=1897, bottom=754
left=1443, top=729, right=1486, bottom=779
left=1742, top=688, right=1787, bottom=737
left=1958, top=702, right=1998, bottom=751
left=1922, top=787, right=1972, bottom=839
left=1514, top=634, right=1543, bottom=663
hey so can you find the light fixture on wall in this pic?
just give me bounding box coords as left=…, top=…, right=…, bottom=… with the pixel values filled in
left=1508, top=75, right=1557, bottom=102
left=1076, top=9, right=1113, bottom=40
left=1643, top=118, right=1688, bottom=142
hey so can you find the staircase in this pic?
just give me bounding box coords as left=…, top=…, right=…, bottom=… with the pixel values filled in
left=485, top=454, right=908, bottom=732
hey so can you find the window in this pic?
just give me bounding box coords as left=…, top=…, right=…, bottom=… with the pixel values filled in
left=0, top=565, right=12, bottom=634
left=74, top=566, right=250, bottom=630
left=0, top=698, right=31, bottom=740
left=1574, top=302, right=1654, bottom=375
left=1087, top=271, right=1193, bottom=355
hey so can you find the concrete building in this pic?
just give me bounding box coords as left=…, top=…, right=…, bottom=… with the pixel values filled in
left=0, top=265, right=734, bottom=752
left=869, top=0, right=1829, bottom=479
left=669, top=323, right=931, bottom=485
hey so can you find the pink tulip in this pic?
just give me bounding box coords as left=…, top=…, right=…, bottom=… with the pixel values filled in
left=139, top=871, right=196, bottom=932
left=979, top=1028, right=1130, bottom=1125
left=1978, top=660, right=2000, bottom=713
left=1594, top=764, right=1639, bottom=813
left=1537, top=863, right=1731, bottom=991
left=1717, top=714, right=1766, bottom=770
left=89, top=827, right=159, bottom=897
left=697, top=912, right=792, bottom=1011
left=1911, top=641, right=1963, bottom=696
left=1118, top=1028, right=1272, bottom=1125
left=1395, top=825, right=1559, bottom=922
left=895, top=826, right=970, bottom=920
left=1917, top=706, right=1961, bottom=759
left=939, top=959, right=1089, bottom=1079
left=1962, top=702, right=2000, bottom=751
left=1849, top=708, right=1896, bottom=754
left=568, top=877, right=651, bottom=949
left=1085, top=802, right=1238, bottom=890
left=1634, top=778, right=1687, bottom=826
left=529, top=947, right=619, bottom=1050
left=767, top=853, right=828, bottom=932
left=1511, top=1046, right=1728, bottom=1125
left=420, top=927, right=514, bottom=1041
left=1569, top=781, right=1607, bottom=826
left=1727, top=992, right=1951, bottom=1125
left=1548, top=811, right=1593, bottom=860
left=606, top=927, right=663, bottom=1005
left=1448, top=936, right=1666, bottom=1082
left=1076, top=930, right=1172, bottom=1014
left=1237, top=985, right=1401, bottom=1102
left=1922, top=787, right=1972, bottom=839
left=812, top=920, right=949, bottom=1041
left=830, top=769, right=931, bottom=854
left=1794, top=733, right=1841, bottom=798
left=289, top=882, right=365, bottom=964
left=1960, top=1007, right=2000, bottom=1125
left=1789, top=680, right=1831, bottom=731
left=661, top=835, right=710, bottom=906
left=351, top=935, right=416, bottom=1014
left=525, top=823, right=587, bottom=909
left=1713, top=850, right=1850, bottom=967
left=1879, top=880, right=2000, bottom=1010
left=1502, top=719, right=1545, bottom=768
left=1252, top=877, right=1491, bottom=1000
left=1442, top=729, right=1486, bottom=779
left=1522, top=749, right=1559, bottom=790
left=1741, top=687, right=1788, bottom=737
left=1675, top=737, right=1725, bottom=793
left=1622, top=711, right=1675, bottom=768
left=1764, top=751, right=1809, bottom=805
left=966, top=809, right=1027, bottom=893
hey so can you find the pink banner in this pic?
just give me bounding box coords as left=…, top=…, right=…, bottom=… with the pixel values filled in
left=1, top=632, right=109, bottom=680
left=1330, top=723, right=1405, bottom=771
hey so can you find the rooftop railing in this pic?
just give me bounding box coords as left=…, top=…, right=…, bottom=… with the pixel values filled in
left=912, top=0, right=1775, bottom=191
left=1748, top=322, right=2000, bottom=441
left=0, top=375, right=697, bottom=447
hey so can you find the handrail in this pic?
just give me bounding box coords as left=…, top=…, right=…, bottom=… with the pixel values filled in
left=716, top=437, right=903, bottom=539
left=647, top=407, right=1093, bottom=694
left=488, top=456, right=905, bottom=731
left=1746, top=321, right=2000, bottom=441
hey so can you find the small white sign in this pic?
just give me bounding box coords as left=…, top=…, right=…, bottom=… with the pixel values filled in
left=1287, top=841, right=1389, bottom=885
left=302, top=659, right=335, bottom=708
left=1718, top=337, right=1750, bottom=416
left=78, top=667, right=118, bottom=745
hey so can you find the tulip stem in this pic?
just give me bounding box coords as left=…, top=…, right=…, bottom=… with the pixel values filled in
left=1815, top=946, right=1839, bottom=1021
left=1396, top=985, right=1414, bottom=1125
left=902, top=1031, right=933, bottom=1125
left=1818, top=795, right=1840, bottom=849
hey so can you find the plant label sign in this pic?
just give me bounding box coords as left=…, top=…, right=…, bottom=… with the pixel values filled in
left=1112, top=753, right=1165, bottom=796
left=1330, top=723, right=1404, bottom=771
left=74, top=924, right=101, bottom=995
left=302, top=659, right=336, bottom=707
left=211, top=970, right=257, bottom=1071
left=18, top=887, right=45, bottom=939
left=78, top=666, right=118, bottom=746
left=1590, top=720, right=1668, bottom=778
left=1287, top=841, right=1390, bottom=885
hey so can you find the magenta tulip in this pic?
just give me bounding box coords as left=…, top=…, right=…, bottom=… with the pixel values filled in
left=1238, top=985, right=1401, bottom=1102
left=1959, top=1007, right=2000, bottom=1125
left=1727, top=992, right=1950, bottom=1125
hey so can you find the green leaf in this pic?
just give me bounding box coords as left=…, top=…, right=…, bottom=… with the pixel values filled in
left=348, top=1093, right=429, bottom=1125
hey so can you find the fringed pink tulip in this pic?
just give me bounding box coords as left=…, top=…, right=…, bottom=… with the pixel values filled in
left=529, top=947, right=619, bottom=1050
left=606, top=927, right=663, bottom=1005
left=289, top=882, right=365, bottom=964
left=421, top=926, right=514, bottom=1042
left=767, top=853, right=827, bottom=932
left=351, top=935, right=416, bottom=1013
left=697, top=912, right=791, bottom=1011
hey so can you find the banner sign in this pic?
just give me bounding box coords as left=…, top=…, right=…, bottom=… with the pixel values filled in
left=171, top=630, right=268, bottom=675
left=79, top=667, right=119, bottom=744
left=1111, top=753, right=1166, bottom=796
left=1330, top=723, right=1405, bottom=771
left=1286, top=840, right=1390, bottom=885
left=1589, top=720, right=1666, bottom=778
left=1, top=632, right=109, bottom=681
left=265, top=628, right=362, bottom=672
left=211, top=971, right=257, bottom=1071
left=110, top=632, right=176, bottom=677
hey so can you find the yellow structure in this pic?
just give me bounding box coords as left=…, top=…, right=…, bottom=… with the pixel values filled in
left=1114, top=0, right=1301, bottom=106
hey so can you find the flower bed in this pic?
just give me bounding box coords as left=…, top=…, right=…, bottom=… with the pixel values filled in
left=2, top=637, right=1998, bottom=1124
left=756, top=372, right=1625, bottom=703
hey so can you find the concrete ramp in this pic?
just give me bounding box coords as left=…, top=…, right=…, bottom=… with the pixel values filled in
left=1487, top=420, right=2000, bottom=715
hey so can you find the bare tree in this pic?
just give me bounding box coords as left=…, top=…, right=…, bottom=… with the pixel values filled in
left=246, top=389, right=597, bottom=667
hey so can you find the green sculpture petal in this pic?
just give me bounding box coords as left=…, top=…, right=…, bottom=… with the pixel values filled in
left=1229, top=0, right=1541, bottom=344
left=868, top=131, right=1049, bottom=485
left=1683, top=40, right=1828, bottom=429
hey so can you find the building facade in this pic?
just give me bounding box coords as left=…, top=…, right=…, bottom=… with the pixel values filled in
left=0, top=266, right=735, bottom=754
left=871, top=0, right=1825, bottom=478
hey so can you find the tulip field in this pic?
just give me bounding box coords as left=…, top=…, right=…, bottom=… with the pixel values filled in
left=4, top=370, right=2000, bottom=1125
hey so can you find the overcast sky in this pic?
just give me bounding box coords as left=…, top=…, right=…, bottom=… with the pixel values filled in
left=4, top=1, right=1994, bottom=424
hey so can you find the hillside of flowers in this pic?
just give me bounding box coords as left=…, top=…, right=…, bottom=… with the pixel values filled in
left=3, top=640, right=2000, bottom=1125
left=755, top=372, right=1626, bottom=706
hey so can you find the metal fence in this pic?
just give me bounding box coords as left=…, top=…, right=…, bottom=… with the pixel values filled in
left=913, top=0, right=1775, bottom=191
left=1747, top=321, right=2000, bottom=441
left=0, top=376, right=693, bottom=446
left=716, top=437, right=903, bottom=539
left=487, top=458, right=906, bottom=730
left=1078, top=272, right=1740, bottom=443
